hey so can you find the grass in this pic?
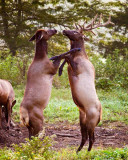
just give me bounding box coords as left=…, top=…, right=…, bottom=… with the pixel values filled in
left=13, top=86, right=128, bottom=125
left=0, top=136, right=127, bottom=160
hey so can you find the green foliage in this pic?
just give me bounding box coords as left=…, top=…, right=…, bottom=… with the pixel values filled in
left=54, top=147, right=128, bottom=160
left=0, top=144, right=127, bottom=160
left=98, top=88, right=128, bottom=124
left=90, top=49, right=128, bottom=89
left=0, top=54, right=20, bottom=85
left=0, top=51, right=31, bottom=86
left=0, top=136, right=54, bottom=160
left=13, top=87, right=128, bottom=125
left=0, top=0, right=127, bottom=58
left=12, top=136, right=54, bottom=160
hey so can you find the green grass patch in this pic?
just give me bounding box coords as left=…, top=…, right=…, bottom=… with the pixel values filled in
left=13, top=86, right=128, bottom=125
left=98, top=89, right=128, bottom=125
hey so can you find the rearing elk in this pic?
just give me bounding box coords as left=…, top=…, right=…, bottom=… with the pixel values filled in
left=20, top=29, right=80, bottom=138
left=59, top=14, right=114, bottom=152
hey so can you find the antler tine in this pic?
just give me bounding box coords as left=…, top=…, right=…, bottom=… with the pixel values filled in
left=92, top=14, right=98, bottom=27
left=83, top=20, right=86, bottom=28
left=98, top=13, right=103, bottom=25
left=83, top=14, right=114, bottom=31
left=75, top=23, right=80, bottom=31
left=85, top=14, right=98, bottom=29
left=104, top=16, right=115, bottom=26
left=78, top=24, right=83, bottom=32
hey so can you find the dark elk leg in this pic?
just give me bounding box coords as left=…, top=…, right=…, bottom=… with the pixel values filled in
left=3, top=104, right=8, bottom=123
left=27, top=121, right=43, bottom=139
left=59, top=59, right=66, bottom=76
left=88, top=129, right=95, bottom=151
left=59, top=57, right=77, bottom=76
left=52, top=57, right=62, bottom=74
left=50, top=48, right=81, bottom=75
left=7, top=101, right=11, bottom=130
left=27, top=125, right=33, bottom=139
left=77, top=110, right=88, bottom=153
left=50, top=48, right=81, bottom=61
left=28, top=121, right=43, bottom=139
left=28, top=112, right=44, bottom=139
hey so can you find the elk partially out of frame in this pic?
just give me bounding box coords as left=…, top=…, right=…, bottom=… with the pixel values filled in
left=0, top=79, right=16, bottom=129
left=59, top=14, right=114, bottom=152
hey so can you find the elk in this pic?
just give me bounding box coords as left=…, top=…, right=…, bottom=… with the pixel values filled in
left=0, top=79, right=16, bottom=129
left=59, top=14, right=114, bottom=152
left=20, top=29, right=80, bottom=138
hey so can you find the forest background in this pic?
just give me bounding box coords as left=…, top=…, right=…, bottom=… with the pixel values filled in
left=0, top=1, right=128, bottom=159
left=0, top=0, right=127, bottom=89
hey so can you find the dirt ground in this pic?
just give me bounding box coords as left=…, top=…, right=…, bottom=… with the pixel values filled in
left=0, top=115, right=128, bottom=150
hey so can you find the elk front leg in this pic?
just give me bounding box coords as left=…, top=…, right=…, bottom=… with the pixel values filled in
left=59, top=59, right=66, bottom=76
left=52, top=57, right=62, bottom=75
left=7, top=101, right=11, bottom=130
left=4, top=104, right=8, bottom=123
left=65, top=56, right=78, bottom=75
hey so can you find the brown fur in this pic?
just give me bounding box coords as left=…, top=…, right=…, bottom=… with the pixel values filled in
left=0, top=79, right=16, bottom=129
left=60, top=30, right=102, bottom=152
left=20, top=29, right=62, bottom=138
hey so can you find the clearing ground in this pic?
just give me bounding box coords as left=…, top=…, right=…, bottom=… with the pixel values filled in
left=0, top=116, right=128, bottom=150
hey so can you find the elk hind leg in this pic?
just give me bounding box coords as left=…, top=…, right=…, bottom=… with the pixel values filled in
left=77, top=110, right=88, bottom=153
left=28, top=114, right=43, bottom=139
left=87, top=111, right=100, bottom=151
left=88, top=129, right=95, bottom=151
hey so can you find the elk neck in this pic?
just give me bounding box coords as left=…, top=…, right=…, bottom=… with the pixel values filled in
left=34, top=40, right=48, bottom=60
left=70, top=39, right=88, bottom=58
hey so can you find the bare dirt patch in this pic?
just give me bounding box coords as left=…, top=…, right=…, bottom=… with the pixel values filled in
left=0, top=117, right=128, bottom=150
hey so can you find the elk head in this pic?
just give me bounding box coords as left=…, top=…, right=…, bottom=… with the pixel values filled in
left=29, top=29, right=57, bottom=43
left=63, top=14, right=114, bottom=41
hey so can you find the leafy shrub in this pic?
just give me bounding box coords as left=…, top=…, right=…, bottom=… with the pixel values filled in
left=0, top=55, right=20, bottom=85
left=12, top=136, right=54, bottom=160
left=0, top=52, right=31, bottom=86
left=90, top=49, right=128, bottom=89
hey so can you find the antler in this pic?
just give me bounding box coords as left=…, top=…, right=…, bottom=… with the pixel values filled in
left=75, top=14, right=114, bottom=34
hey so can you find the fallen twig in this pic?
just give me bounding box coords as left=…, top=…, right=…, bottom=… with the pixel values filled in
left=55, top=133, right=78, bottom=137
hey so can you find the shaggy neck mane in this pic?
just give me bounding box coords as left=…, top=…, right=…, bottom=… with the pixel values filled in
left=34, top=40, right=48, bottom=60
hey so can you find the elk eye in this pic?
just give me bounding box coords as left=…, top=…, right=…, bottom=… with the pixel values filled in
left=73, top=31, right=78, bottom=34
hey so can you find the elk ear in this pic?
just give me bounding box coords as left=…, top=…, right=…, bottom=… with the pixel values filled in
left=29, top=34, right=36, bottom=41
left=12, top=100, right=16, bottom=107
left=29, top=31, right=44, bottom=43
left=36, top=32, right=44, bottom=43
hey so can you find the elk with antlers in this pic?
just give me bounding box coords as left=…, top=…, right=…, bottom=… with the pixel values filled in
left=59, top=14, right=114, bottom=152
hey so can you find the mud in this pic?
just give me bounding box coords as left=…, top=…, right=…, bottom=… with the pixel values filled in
left=0, top=116, right=127, bottom=150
